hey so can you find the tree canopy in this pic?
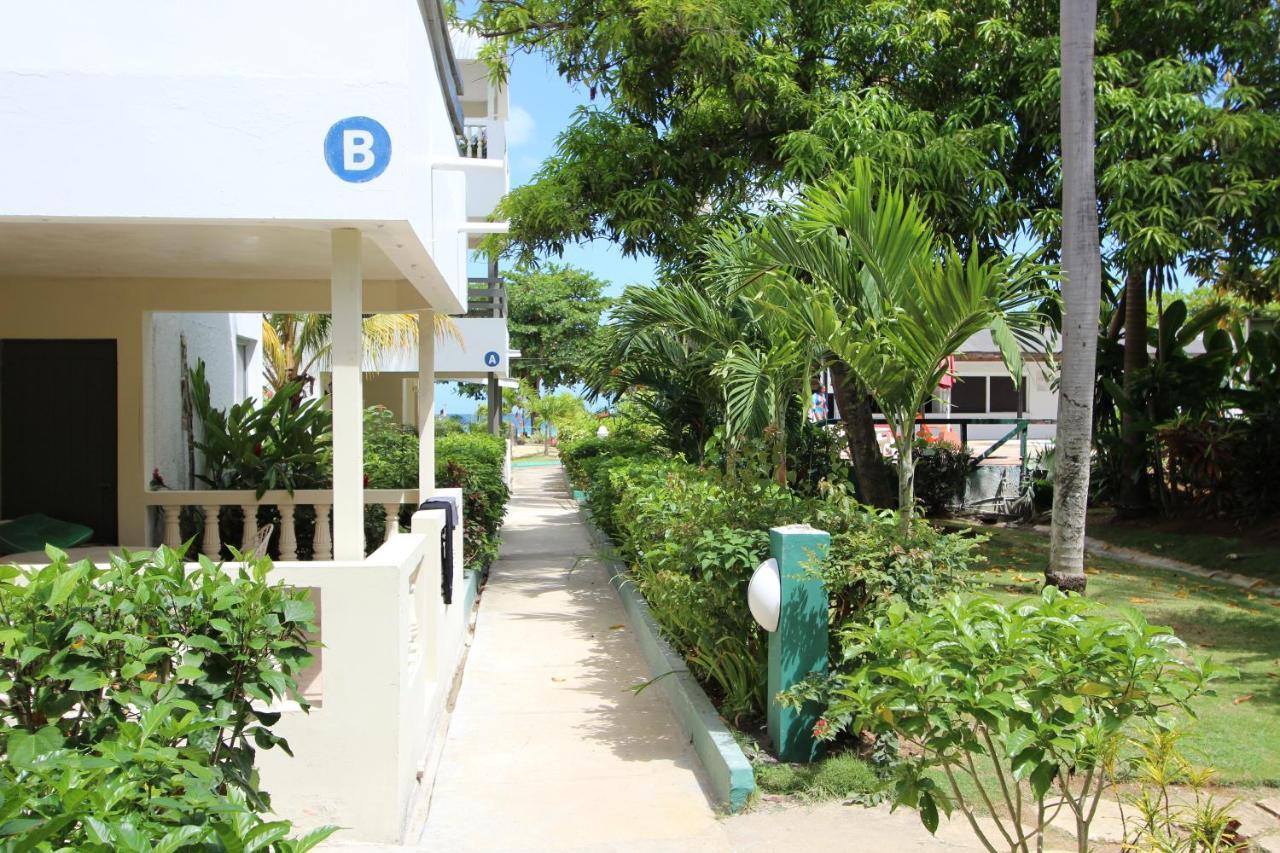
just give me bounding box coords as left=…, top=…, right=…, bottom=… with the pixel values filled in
left=505, top=263, right=612, bottom=392
left=470, top=0, right=1279, bottom=299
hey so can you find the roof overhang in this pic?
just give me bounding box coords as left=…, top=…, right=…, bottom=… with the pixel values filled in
left=0, top=217, right=463, bottom=314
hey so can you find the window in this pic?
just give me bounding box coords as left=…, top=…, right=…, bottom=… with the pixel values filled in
left=235, top=338, right=255, bottom=402
left=951, top=376, right=987, bottom=413
left=988, top=376, right=1027, bottom=412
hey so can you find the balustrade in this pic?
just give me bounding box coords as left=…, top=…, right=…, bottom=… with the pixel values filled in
left=142, top=489, right=420, bottom=560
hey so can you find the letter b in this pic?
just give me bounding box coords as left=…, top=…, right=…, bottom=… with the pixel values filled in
left=343, top=130, right=375, bottom=171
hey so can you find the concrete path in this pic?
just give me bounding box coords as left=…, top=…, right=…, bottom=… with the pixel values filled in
left=415, top=464, right=726, bottom=851
left=390, top=464, right=982, bottom=852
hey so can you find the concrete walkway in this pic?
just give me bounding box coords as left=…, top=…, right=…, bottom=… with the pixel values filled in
left=396, top=464, right=982, bottom=852
left=415, top=464, right=726, bottom=851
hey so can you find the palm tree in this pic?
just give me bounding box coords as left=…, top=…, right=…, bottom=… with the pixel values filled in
left=604, top=243, right=818, bottom=484
left=748, top=164, right=1056, bottom=526
left=1048, top=0, right=1102, bottom=592
left=260, top=313, right=458, bottom=398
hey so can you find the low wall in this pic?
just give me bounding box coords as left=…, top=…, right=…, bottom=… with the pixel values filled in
left=253, top=498, right=471, bottom=843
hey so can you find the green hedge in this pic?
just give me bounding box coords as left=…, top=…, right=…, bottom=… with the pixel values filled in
left=363, top=409, right=510, bottom=572
left=559, top=432, right=979, bottom=725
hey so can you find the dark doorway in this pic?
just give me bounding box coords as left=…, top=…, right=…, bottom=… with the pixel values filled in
left=0, top=340, right=119, bottom=543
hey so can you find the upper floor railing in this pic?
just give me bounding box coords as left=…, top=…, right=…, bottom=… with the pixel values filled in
left=465, top=275, right=506, bottom=318
left=459, top=124, right=489, bottom=159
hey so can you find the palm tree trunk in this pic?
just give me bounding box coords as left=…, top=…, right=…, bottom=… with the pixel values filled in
left=830, top=359, right=894, bottom=507
left=1118, top=267, right=1151, bottom=518
left=896, top=434, right=915, bottom=529
left=1048, top=0, right=1100, bottom=593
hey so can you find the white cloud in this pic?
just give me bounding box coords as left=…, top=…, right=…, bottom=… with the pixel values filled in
left=506, top=105, right=535, bottom=147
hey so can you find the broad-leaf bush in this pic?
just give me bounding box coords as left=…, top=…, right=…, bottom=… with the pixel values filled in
left=801, top=589, right=1226, bottom=849
left=563, top=432, right=975, bottom=724
left=361, top=408, right=511, bottom=571
left=436, top=432, right=510, bottom=572
left=810, top=496, right=979, bottom=629
left=0, top=547, right=334, bottom=850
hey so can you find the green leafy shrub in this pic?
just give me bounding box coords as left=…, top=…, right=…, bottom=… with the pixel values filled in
left=190, top=362, right=331, bottom=495
left=363, top=405, right=418, bottom=489
left=631, top=526, right=770, bottom=722
left=435, top=433, right=510, bottom=572
left=809, top=494, right=978, bottom=628
left=186, top=361, right=332, bottom=559
left=0, top=547, right=333, bottom=849
left=435, top=416, right=466, bottom=436
left=575, top=436, right=978, bottom=725
left=359, top=410, right=511, bottom=570
left=911, top=440, right=971, bottom=516
left=802, top=589, right=1226, bottom=847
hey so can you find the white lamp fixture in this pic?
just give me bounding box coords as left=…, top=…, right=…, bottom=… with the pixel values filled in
left=747, top=557, right=781, bottom=633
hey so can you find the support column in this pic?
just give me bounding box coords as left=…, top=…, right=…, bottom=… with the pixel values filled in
left=418, top=310, right=436, bottom=496
left=487, top=373, right=501, bottom=435
left=766, top=524, right=830, bottom=762
left=486, top=254, right=502, bottom=436
left=331, top=228, right=364, bottom=561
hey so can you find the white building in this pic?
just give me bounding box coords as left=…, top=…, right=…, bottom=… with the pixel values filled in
left=0, top=2, right=510, bottom=841
left=934, top=329, right=1058, bottom=442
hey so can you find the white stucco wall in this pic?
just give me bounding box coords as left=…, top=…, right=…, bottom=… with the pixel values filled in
left=0, top=0, right=470, bottom=309
left=941, top=360, right=1057, bottom=441
left=149, top=313, right=263, bottom=490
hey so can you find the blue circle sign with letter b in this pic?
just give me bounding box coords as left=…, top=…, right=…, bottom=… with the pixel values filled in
left=484, top=351, right=501, bottom=368
left=324, top=117, right=391, bottom=183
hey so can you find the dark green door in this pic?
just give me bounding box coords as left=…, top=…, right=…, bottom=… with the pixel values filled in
left=0, top=340, right=118, bottom=544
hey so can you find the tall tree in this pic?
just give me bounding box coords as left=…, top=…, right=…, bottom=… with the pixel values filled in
left=747, top=166, right=1055, bottom=524
left=472, top=0, right=1279, bottom=516
left=1048, top=0, right=1101, bottom=592
left=505, top=263, right=611, bottom=394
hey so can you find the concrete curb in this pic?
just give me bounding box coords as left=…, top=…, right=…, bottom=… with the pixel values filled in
left=1027, top=525, right=1280, bottom=599
left=569, top=485, right=755, bottom=813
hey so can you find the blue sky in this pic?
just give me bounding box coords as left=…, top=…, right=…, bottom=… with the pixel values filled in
left=441, top=47, right=655, bottom=415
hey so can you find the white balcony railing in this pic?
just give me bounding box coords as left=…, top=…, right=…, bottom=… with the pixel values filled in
left=142, top=489, right=420, bottom=559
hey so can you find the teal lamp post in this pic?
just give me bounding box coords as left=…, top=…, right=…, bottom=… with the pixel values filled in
left=747, top=524, right=831, bottom=762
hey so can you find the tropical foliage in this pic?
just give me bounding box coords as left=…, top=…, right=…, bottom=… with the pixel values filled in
left=504, top=264, right=612, bottom=393
left=740, top=164, right=1056, bottom=519
left=797, top=589, right=1226, bottom=849
left=261, top=312, right=456, bottom=396
left=0, top=548, right=334, bottom=850
left=562, top=431, right=974, bottom=722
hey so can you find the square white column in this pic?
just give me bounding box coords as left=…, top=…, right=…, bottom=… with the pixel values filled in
left=417, top=310, right=436, bottom=496
left=330, top=228, right=364, bottom=561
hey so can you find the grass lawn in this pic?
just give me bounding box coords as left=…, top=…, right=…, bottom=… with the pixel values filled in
left=1083, top=508, right=1280, bottom=585
left=968, top=524, right=1280, bottom=787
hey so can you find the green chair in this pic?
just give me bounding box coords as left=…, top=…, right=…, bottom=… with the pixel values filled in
left=0, top=514, right=94, bottom=556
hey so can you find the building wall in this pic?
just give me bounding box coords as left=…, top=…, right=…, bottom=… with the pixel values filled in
left=0, top=0, right=469, bottom=309
left=0, top=276, right=424, bottom=545
left=937, top=360, right=1057, bottom=441
left=149, top=313, right=263, bottom=491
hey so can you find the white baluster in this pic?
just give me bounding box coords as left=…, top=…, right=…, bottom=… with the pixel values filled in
left=240, top=504, right=257, bottom=553
left=162, top=506, right=181, bottom=549
left=201, top=505, right=221, bottom=558
left=383, top=503, right=400, bottom=540
left=279, top=504, right=298, bottom=561
left=313, top=504, right=333, bottom=561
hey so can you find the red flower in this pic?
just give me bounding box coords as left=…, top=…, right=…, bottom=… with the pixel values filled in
left=254, top=442, right=263, bottom=457
left=363, top=474, right=370, bottom=488
left=813, top=718, right=831, bottom=739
